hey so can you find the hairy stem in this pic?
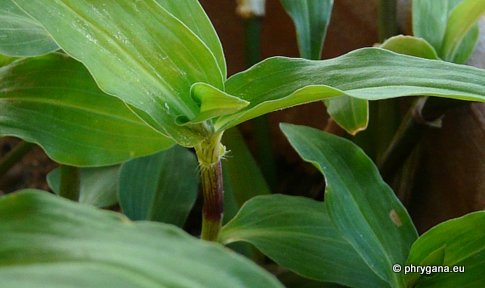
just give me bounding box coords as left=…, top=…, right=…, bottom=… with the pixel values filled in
left=195, top=132, right=225, bottom=241
left=59, top=165, right=80, bottom=201
left=0, top=141, right=33, bottom=177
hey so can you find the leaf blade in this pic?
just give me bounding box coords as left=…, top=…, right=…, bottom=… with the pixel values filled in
left=0, top=54, right=173, bottom=166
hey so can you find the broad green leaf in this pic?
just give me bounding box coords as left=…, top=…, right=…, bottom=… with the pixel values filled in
left=280, top=0, right=333, bottom=60
left=47, top=166, right=119, bottom=208
left=119, top=146, right=198, bottom=227
left=281, top=124, right=418, bottom=287
left=222, top=128, right=270, bottom=221
left=406, top=211, right=485, bottom=288
left=154, top=0, right=226, bottom=78
left=13, top=0, right=224, bottom=146
left=441, top=0, right=485, bottom=61
left=220, top=194, right=388, bottom=287
left=381, top=35, right=439, bottom=59
left=216, top=48, right=485, bottom=131
left=0, top=54, right=173, bottom=166
left=0, top=0, right=58, bottom=56
left=0, top=190, right=283, bottom=288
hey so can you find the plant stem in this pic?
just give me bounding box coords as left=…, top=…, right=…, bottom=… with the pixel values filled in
left=195, top=132, right=225, bottom=241
left=378, top=0, right=398, bottom=42
left=59, top=165, right=80, bottom=201
left=0, top=141, right=33, bottom=177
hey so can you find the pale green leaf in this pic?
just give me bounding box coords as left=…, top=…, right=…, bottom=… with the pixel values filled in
left=381, top=35, right=439, bottom=59
left=406, top=211, right=485, bottom=288
left=452, top=24, right=479, bottom=64
left=280, top=0, right=333, bottom=60
left=47, top=166, right=119, bottom=208
left=281, top=124, right=418, bottom=287
left=13, top=0, right=224, bottom=146
left=441, top=0, right=485, bottom=61
left=154, top=0, right=226, bottom=78
left=222, top=128, right=270, bottom=221
left=0, top=54, right=173, bottom=166
left=0, top=0, right=58, bottom=56
left=0, top=190, right=283, bottom=288
left=324, top=97, right=368, bottom=135
left=0, top=54, right=16, bottom=66
left=216, top=48, right=485, bottom=131
left=220, top=194, right=388, bottom=287
left=119, top=146, right=198, bottom=227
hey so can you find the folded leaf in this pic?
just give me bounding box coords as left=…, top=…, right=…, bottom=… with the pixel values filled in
left=217, top=48, right=485, bottom=131
left=13, top=0, right=224, bottom=146
left=0, top=0, right=58, bottom=56
left=0, top=54, right=173, bottom=166
left=280, top=0, right=333, bottom=60
left=324, top=97, right=368, bottom=135
left=406, top=211, right=485, bottom=288
left=47, top=166, right=119, bottom=208
left=0, top=190, right=283, bottom=288
left=119, top=146, right=198, bottom=227
left=220, top=194, right=388, bottom=287
left=281, top=124, right=418, bottom=287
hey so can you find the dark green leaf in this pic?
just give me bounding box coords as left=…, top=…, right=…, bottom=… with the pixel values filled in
left=406, top=211, right=485, bottom=288
left=280, top=0, right=333, bottom=60
left=222, top=128, right=270, bottom=222
left=220, top=194, right=387, bottom=287
left=47, top=166, right=119, bottom=208
left=217, top=48, right=485, bottom=131
left=0, top=0, right=58, bottom=56
left=119, top=146, right=198, bottom=227
left=0, top=190, right=283, bottom=288
left=281, top=124, right=418, bottom=287
left=13, top=0, right=225, bottom=146
left=0, top=54, right=173, bottom=166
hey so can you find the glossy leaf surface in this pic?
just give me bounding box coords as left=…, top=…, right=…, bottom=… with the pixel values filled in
left=0, top=54, right=173, bottom=166
left=281, top=124, right=418, bottom=287
left=406, top=211, right=485, bottom=288
left=217, top=48, right=485, bottom=131
left=47, top=166, right=119, bottom=208
left=0, top=190, right=283, bottom=288
left=280, top=0, right=333, bottom=60
left=0, top=0, right=58, bottom=56
left=220, top=194, right=387, bottom=287
left=13, top=0, right=224, bottom=146
left=119, top=146, right=198, bottom=227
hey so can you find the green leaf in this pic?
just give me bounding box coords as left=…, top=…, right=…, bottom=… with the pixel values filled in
left=47, top=166, right=119, bottom=208
left=119, top=146, right=198, bottom=227
left=412, top=0, right=482, bottom=62
left=280, top=124, right=418, bottom=287
left=280, top=0, right=333, bottom=60
left=0, top=0, right=58, bottom=56
left=13, top=0, right=224, bottom=146
left=216, top=48, right=485, bottom=131
left=406, top=211, right=485, bottom=288
left=0, top=54, right=16, bottom=66
left=381, top=35, right=439, bottom=59
left=0, top=190, right=283, bottom=288
left=441, top=0, right=485, bottom=61
left=220, top=194, right=388, bottom=287
left=324, top=97, right=368, bottom=135
left=222, top=128, right=270, bottom=222
left=0, top=54, right=173, bottom=166
left=154, top=0, right=226, bottom=78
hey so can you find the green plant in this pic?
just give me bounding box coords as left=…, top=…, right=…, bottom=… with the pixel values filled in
left=0, top=0, right=484, bottom=287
